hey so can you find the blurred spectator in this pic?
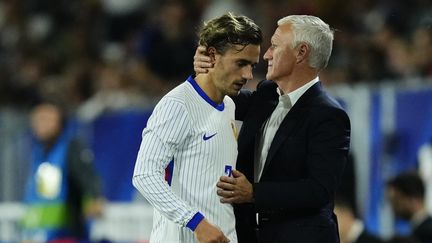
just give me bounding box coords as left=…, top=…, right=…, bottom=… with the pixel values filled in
left=20, top=102, right=104, bottom=242
left=200, top=0, right=254, bottom=23
left=411, top=26, right=432, bottom=78
left=335, top=195, right=384, bottom=243
left=387, top=172, right=432, bottom=243
left=102, top=0, right=147, bottom=42
left=1, top=0, right=432, bottom=111
left=76, top=62, right=152, bottom=121
left=135, top=0, right=196, bottom=83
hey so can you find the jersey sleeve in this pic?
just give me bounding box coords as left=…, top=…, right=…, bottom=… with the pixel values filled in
left=132, top=97, right=203, bottom=230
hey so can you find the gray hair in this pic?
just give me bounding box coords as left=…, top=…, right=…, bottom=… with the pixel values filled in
left=278, top=15, right=334, bottom=70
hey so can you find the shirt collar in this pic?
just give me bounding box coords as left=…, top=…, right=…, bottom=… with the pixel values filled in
left=347, top=219, right=364, bottom=243
left=276, top=77, right=319, bottom=107
left=411, top=208, right=429, bottom=228
left=187, top=75, right=225, bottom=111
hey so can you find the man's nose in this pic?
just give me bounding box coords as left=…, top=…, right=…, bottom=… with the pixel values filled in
left=263, top=48, right=271, bottom=60
left=242, top=66, right=253, bottom=80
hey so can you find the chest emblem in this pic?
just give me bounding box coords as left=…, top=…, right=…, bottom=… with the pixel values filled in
left=203, top=133, right=217, bottom=141
left=36, top=162, right=62, bottom=199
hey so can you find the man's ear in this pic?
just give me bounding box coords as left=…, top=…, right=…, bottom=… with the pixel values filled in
left=296, top=43, right=309, bottom=64
left=207, top=47, right=217, bottom=64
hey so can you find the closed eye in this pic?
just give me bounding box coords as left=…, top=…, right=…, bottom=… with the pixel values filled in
left=237, top=60, right=249, bottom=67
left=236, top=60, right=258, bottom=69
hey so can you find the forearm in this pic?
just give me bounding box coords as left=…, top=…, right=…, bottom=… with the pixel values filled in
left=132, top=172, right=203, bottom=229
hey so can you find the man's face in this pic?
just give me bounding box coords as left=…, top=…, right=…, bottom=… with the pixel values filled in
left=211, top=44, right=260, bottom=97
left=31, top=104, right=62, bottom=143
left=387, top=187, right=413, bottom=220
left=263, top=24, right=297, bottom=82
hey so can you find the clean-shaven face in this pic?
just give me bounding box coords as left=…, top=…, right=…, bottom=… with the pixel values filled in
left=31, top=104, right=62, bottom=142
left=387, top=187, right=414, bottom=220
left=212, top=44, right=260, bottom=97
left=263, top=24, right=297, bottom=82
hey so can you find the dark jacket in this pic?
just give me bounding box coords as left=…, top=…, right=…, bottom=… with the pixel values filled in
left=356, top=230, right=383, bottom=243
left=413, top=216, right=432, bottom=243
left=233, top=80, right=351, bottom=243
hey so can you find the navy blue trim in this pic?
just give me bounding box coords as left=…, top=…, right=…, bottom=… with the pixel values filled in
left=164, top=159, right=174, bottom=186
left=186, top=212, right=205, bottom=231
left=187, top=75, right=225, bottom=111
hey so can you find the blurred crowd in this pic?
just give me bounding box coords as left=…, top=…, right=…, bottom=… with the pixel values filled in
left=1, top=0, right=432, bottom=118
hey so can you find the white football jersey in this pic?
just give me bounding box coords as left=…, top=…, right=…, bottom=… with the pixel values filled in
left=133, top=76, right=238, bottom=243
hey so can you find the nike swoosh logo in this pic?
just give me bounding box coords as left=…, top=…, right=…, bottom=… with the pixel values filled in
left=203, top=133, right=217, bottom=141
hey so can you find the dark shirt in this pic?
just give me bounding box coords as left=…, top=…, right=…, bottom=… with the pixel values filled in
left=66, top=138, right=102, bottom=238
left=413, top=216, right=432, bottom=243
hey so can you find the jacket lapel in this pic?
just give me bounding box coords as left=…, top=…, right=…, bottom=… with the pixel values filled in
left=260, top=82, right=323, bottom=178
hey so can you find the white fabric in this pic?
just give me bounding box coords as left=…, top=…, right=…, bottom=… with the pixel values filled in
left=133, top=79, right=238, bottom=243
left=346, top=220, right=364, bottom=243
left=411, top=208, right=429, bottom=229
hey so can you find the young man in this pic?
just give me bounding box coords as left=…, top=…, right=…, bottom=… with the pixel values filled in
left=132, top=13, right=262, bottom=243
left=387, top=172, right=432, bottom=243
left=334, top=196, right=383, bottom=243
left=195, top=15, right=351, bottom=243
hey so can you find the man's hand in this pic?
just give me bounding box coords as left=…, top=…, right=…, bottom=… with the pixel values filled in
left=84, top=197, right=105, bottom=218
left=194, top=218, right=230, bottom=243
left=217, top=170, right=254, bottom=204
left=193, top=45, right=213, bottom=74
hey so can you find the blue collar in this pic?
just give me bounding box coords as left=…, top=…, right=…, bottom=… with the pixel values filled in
left=187, top=75, right=224, bottom=111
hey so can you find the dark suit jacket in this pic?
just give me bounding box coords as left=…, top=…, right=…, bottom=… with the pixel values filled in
left=413, top=216, right=432, bottom=243
left=233, top=80, right=351, bottom=243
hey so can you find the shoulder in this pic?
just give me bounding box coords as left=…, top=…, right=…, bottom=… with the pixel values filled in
left=304, top=85, right=350, bottom=126
left=241, top=80, right=278, bottom=102
left=415, top=216, right=432, bottom=232
left=313, top=97, right=350, bottom=125
left=313, top=93, right=346, bottom=117
left=256, top=80, right=278, bottom=92
left=224, top=95, right=235, bottom=107
left=163, top=82, right=190, bottom=103
left=305, top=83, right=347, bottom=113
left=154, top=83, right=191, bottom=112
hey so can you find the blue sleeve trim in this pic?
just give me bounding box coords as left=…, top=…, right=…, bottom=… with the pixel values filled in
left=186, top=212, right=204, bottom=231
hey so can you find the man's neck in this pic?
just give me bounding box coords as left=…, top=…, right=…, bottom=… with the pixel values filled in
left=276, top=68, right=318, bottom=94
left=195, top=74, right=223, bottom=104
left=411, top=207, right=429, bottom=227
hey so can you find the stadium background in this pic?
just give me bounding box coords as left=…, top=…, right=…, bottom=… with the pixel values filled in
left=0, top=0, right=432, bottom=242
